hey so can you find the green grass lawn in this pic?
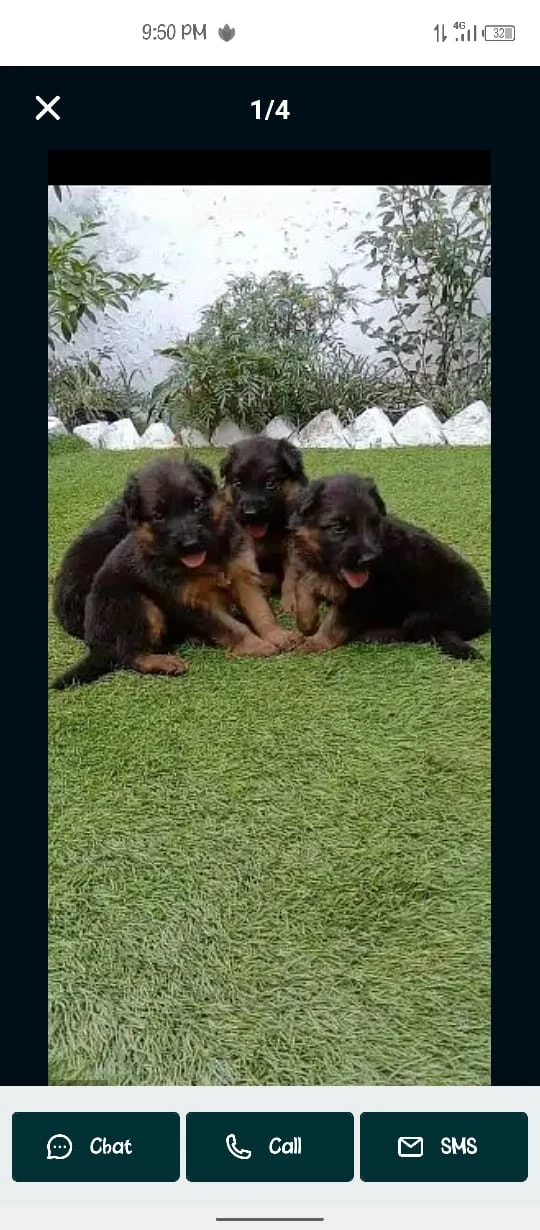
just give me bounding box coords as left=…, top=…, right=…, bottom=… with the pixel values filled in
left=48, top=440, right=491, bottom=1086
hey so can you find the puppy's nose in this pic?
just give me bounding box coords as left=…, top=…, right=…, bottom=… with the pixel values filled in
left=243, top=505, right=264, bottom=521
left=178, top=536, right=200, bottom=552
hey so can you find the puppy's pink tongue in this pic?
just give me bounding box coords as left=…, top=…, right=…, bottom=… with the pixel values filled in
left=342, top=568, right=369, bottom=589
left=247, top=525, right=268, bottom=540
left=180, top=550, right=207, bottom=568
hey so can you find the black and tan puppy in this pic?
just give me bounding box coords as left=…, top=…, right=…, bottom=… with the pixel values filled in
left=52, top=457, right=297, bottom=689
left=288, top=474, right=490, bottom=660
left=53, top=498, right=129, bottom=640
left=220, top=435, right=307, bottom=607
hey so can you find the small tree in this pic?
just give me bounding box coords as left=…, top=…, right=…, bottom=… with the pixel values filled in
left=152, top=270, right=363, bottom=434
left=353, top=185, right=491, bottom=414
left=48, top=212, right=165, bottom=350
left=194, top=269, right=358, bottom=349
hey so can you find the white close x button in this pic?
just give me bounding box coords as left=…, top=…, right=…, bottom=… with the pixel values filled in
left=35, top=95, right=60, bottom=121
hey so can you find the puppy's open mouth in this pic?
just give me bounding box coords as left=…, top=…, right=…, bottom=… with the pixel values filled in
left=180, top=550, right=207, bottom=568
left=246, top=524, right=268, bottom=540
left=341, top=568, right=370, bottom=589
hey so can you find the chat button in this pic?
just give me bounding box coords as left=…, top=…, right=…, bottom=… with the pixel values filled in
left=12, top=1113, right=180, bottom=1182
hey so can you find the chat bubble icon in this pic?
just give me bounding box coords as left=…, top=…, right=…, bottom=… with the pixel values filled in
left=46, top=1133, right=73, bottom=1160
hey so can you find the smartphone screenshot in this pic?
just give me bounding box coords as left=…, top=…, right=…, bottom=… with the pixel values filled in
left=1, top=9, right=538, bottom=1229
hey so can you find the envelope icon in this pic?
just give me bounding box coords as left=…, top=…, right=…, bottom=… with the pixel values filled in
left=398, top=1135, right=424, bottom=1158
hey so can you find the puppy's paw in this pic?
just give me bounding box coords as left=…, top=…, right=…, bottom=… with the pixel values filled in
left=445, top=639, right=482, bottom=661
left=435, top=630, right=483, bottom=661
left=296, top=635, right=336, bottom=655
left=134, top=653, right=189, bottom=676
left=264, top=625, right=302, bottom=652
left=229, top=635, right=279, bottom=659
left=164, top=656, right=189, bottom=675
left=464, top=644, right=482, bottom=661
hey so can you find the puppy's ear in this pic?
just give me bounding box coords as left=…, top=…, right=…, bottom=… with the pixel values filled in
left=123, top=473, right=142, bottom=525
left=219, top=447, right=235, bottom=483
left=278, top=437, right=307, bottom=483
left=294, top=479, right=324, bottom=522
left=188, top=459, right=218, bottom=496
left=364, top=477, right=387, bottom=516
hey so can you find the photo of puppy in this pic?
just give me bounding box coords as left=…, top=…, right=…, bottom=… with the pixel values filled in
left=220, top=435, right=307, bottom=607
left=48, top=178, right=492, bottom=1093
left=52, top=457, right=298, bottom=689
left=289, top=473, right=491, bottom=659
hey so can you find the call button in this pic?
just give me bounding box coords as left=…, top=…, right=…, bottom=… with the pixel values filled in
left=187, top=1113, right=353, bottom=1182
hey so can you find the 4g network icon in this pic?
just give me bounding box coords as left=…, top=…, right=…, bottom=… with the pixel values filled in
left=434, top=20, right=515, bottom=41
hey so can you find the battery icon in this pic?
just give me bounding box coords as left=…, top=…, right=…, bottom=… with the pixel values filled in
left=483, top=25, right=515, bottom=40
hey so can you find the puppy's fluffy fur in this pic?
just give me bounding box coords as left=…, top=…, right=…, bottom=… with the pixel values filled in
left=52, top=457, right=297, bottom=689
left=289, top=473, right=490, bottom=660
left=220, top=435, right=307, bottom=606
left=53, top=498, right=128, bottom=640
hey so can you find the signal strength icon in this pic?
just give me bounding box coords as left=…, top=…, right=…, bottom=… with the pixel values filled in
left=454, top=22, right=477, bottom=41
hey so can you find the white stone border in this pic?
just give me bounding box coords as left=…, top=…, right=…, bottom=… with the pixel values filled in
left=48, top=401, right=491, bottom=449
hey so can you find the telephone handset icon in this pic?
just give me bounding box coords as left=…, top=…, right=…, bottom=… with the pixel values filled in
left=225, top=1133, right=252, bottom=1160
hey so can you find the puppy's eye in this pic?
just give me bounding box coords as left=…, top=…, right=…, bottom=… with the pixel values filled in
left=232, top=480, right=242, bottom=491
left=265, top=480, right=276, bottom=490
left=193, top=495, right=204, bottom=510
left=153, top=510, right=165, bottom=523
left=334, top=520, right=350, bottom=534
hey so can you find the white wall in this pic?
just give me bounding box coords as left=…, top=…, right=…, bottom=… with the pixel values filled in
left=49, top=185, right=488, bottom=392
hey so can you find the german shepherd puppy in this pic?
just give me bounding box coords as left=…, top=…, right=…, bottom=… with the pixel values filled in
left=288, top=474, right=490, bottom=660
left=52, top=458, right=298, bottom=689
left=220, top=436, right=307, bottom=607
left=53, top=497, right=128, bottom=640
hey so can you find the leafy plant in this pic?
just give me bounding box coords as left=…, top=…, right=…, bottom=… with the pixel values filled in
left=152, top=271, right=379, bottom=435
left=48, top=351, right=153, bottom=428
left=353, top=185, right=491, bottom=415
left=48, top=214, right=165, bottom=349
left=194, top=269, right=359, bottom=349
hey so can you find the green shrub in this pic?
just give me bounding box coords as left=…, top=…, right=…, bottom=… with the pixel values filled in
left=353, top=185, right=491, bottom=416
left=48, top=352, right=154, bottom=428
left=151, top=258, right=490, bottom=435
left=152, top=271, right=385, bottom=435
